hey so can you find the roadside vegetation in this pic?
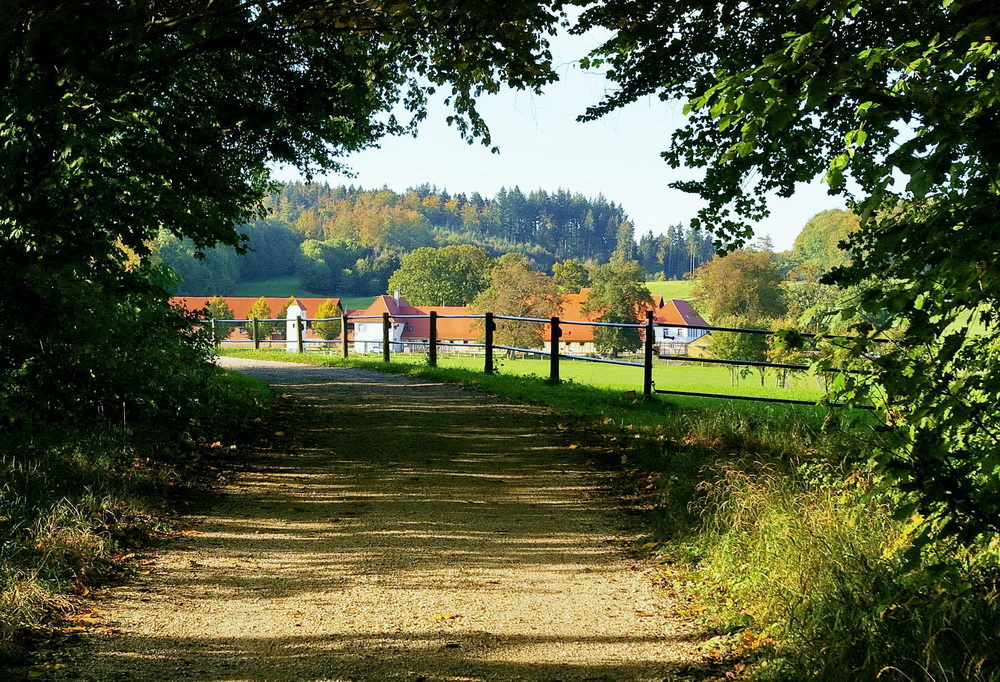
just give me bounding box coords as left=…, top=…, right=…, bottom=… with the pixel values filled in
left=225, top=347, right=1000, bottom=681
left=0, top=309, right=270, bottom=666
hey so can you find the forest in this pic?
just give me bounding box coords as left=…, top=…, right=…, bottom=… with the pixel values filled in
left=154, top=182, right=718, bottom=295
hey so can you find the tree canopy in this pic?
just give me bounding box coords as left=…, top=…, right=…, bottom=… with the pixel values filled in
left=474, top=253, right=560, bottom=351
left=577, top=0, right=1000, bottom=542
left=1, top=0, right=564, bottom=432
left=584, top=258, right=653, bottom=356
left=387, top=245, right=494, bottom=306
left=691, top=250, right=787, bottom=324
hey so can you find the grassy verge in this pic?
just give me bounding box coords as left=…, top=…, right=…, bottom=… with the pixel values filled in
left=224, top=348, right=1000, bottom=681
left=0, top=366, right=270, bottom=666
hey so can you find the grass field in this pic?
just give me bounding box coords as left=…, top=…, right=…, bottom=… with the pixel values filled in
left=261, top=343, right=824, bottom=401
left=645, top=280, right=694, bottom=300
left=217, top=278, right=377, bottom=310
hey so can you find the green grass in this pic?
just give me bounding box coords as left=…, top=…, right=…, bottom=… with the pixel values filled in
left=645, top=280, right=694, bottom=300
left=335, top=352, right=823, bottom=401
left=204, top=277, right=377, bottom=310
left=339, top=295, right=377, bottom=310
left=222, top=276, right=324, bottom=297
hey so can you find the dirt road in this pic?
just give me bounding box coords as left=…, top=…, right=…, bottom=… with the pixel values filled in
left=68, top=357, right=712, bottom=681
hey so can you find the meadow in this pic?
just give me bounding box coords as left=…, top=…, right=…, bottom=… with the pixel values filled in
left=364, top=350, right=822, bottom=401
left=645, top=279, right=694, bottom=301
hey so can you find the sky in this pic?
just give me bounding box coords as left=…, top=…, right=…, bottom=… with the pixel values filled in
left=270, top=22, right=843, bottom=253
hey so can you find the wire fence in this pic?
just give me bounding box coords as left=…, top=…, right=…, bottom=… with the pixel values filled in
left=209, top=309, right=877, bottom=410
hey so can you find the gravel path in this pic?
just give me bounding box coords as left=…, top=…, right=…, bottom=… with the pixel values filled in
left=69, top=357, right=712, bottom=681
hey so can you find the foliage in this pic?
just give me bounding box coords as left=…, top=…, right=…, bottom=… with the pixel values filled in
left=691, top=251, right=787, bottom=325
left=576, top=0, right=1000, bottom=546
left=792, top=209, right=859, bottom=273
left=387, top=245, right=494, bottom=305
left=1, top=0, right=564, bottom=445
left=205, top=297, right=237, bottom=342
left=635, top=224, right=716, bottom=280
left=151, top=181, right=652, bottom=295
left=710, top=317, right=771, bottom=386
left=552, top=258, right=590, bottom=293
left=584, top=258, right=653, bottom=356
left=312, top=299, right=343, bottom=340
left=247, top=297, right=276, bottom=340
left=473, top=253, right=559, bottom=350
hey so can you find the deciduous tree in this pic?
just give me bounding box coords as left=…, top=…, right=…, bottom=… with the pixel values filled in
left=473, top=254, right=559, bottom=352
left=247, top=297, right=276, bottom=340
left=577, top=0, right=1000, bottom=542
left=584, top=258, right=653, bottom=356
left=205, top=297, right=237, bottom=342
left=691, top=251, right=787, bottom=324
left=387, top=245, right=494, bottom=305
left=312, top=299, right=343, bottom=341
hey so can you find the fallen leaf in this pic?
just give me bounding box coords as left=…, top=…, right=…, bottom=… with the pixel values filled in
left=69, top=609, right=103, bottom=624
left=568, top=444, right=578, bottom=449
left=180, top=530, right=202, bottom=536
left=274, top=431, right=285, bottom=437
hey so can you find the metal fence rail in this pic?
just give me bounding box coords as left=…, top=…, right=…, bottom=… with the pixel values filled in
left=208, top=307, right=878, bottom=410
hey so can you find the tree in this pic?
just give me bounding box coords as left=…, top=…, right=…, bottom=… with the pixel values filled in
left=473, top=254, right=560, bottom=353
left=576, top=0, right=1000, bottom=542
left=691, top=251, right=787, bottom=324
left=552, top=259, right=590, bottom=293
left=387, top=245, right=494, bottom=305
left=1, top=0, right=562, bottom=440
left=312, top=299, right=342, bottom=341
left=710, top=316, right=771, bottom=386
left=247, top=297, right=276, bottom=340
left=584, top=258, right=654, bottom=356
left=205, top=297, right=237, bottom=342
left=792, top=210, right=860, bottom=272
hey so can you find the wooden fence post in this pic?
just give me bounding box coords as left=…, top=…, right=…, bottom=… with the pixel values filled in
left=484, top=312, right=495, bottom=375
left=211, top=318, right=218, bottom=345
left=296, top=316, right=304, bottom=354
left=549, top=316, right=561, bottom=385
left=382, top=312, right=391, bottom=363
left=341, top=312, right=349, bottom=359
left=252, top=318, right=260, bottom=350
left=429, top=311, right=438, bottom=367
left=644, top=309, right=654, bottom=397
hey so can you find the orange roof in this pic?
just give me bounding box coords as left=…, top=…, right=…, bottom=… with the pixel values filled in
left=654, top=299, right=709, bottom=328
left=171, top=296, right=342, bottom=320
left=554, top=289, right=601, bottom=342
left=348, top=295, right=478, bottom=340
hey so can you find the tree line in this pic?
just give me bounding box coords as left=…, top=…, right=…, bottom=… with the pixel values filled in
left=153, top=182, right=718, bottom=295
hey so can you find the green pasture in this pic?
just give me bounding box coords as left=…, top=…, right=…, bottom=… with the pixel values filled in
left=293, top=344, right=824, bottom=401
left=217, top=277, right=377, bottom=310
left=644, top=280, right=694, bottom=300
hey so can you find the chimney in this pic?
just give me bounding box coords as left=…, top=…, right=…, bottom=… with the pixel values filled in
left=393, top=289, right=400, bottom=305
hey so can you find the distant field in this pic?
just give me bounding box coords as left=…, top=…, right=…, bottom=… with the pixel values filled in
left=210, top=278, right=377, bottom=310
left=306, top=349, right=824, bottom=401
left=645, top=280, right=694, bottom=300
left=340, top=296, right=378, bottom=311
left=222, top=277, right=324, bottom=297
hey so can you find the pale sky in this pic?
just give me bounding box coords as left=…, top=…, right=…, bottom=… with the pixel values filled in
left=271, top=22, right=842, bottom=252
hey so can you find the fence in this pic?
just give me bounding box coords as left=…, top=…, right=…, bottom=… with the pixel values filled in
left=211, top=310, right=879, bottom=409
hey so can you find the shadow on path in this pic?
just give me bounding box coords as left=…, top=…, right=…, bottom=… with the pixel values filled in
left=71, top=359, right=712, bottom=682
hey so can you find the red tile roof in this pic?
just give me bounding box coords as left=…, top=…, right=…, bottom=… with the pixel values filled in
left=655, top=299, right=709, bottom=328
left=348, top=295, right=478, bottom=340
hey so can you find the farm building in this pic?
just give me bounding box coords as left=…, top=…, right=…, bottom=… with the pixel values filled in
left=551, top=289, right=710, bottom=356
left=349, top=292, right=478, bottom=353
